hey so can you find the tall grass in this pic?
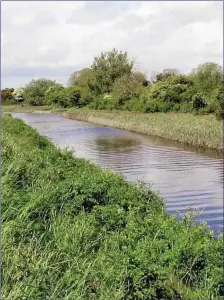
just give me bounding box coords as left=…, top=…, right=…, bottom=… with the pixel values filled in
left=62, top=108, right=222, bottom=150
left=1, top=104, right=51, bottom=113
left=2, top=115, right=223, bottom=299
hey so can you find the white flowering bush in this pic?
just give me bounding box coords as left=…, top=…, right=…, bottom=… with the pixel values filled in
left=12, top=88, right=24, bottom=102
left=103, top=94, right=112, bottom=100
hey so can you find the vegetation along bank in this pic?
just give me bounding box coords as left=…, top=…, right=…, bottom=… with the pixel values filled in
left=62, top=108, right=222, bottom=150
left=2, top=114, right=223, bottom=299
left=2, top=48, right=223, bottom=149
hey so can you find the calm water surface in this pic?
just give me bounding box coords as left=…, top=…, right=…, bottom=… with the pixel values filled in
left=13, top=113, right=223, bottom=233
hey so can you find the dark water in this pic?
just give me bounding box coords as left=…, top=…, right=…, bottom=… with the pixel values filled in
left=12, top=113, right=223, bottom=233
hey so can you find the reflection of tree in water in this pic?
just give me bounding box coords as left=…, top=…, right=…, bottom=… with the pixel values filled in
left=94, top=137, right=140, bottom=153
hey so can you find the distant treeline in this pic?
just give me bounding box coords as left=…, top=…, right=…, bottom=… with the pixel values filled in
left=2, top=49, right=223, bottom=118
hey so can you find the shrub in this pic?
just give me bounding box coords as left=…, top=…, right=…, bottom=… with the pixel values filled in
left=44, top=84, right=65, bottom=106
left=12, top=88, right=25, bottom=103
left=192, top=93, right=207, bottom=111
left=111, top=73, right=144, bottom=105
left=23, top=78, right=56, bottom=106
left=1, top=88, right=15, bottom=104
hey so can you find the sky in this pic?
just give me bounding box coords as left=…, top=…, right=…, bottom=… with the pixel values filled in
left=1, top=1, right=223, bottom=89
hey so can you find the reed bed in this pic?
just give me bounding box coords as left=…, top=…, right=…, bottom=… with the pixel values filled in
left=63, top=109, right=222, bottom=150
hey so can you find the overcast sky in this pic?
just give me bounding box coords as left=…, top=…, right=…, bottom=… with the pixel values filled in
left=1, top=1, right=223, bottom=89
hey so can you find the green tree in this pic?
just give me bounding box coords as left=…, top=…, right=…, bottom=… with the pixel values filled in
left=191, top=62, right=223, bottom=102
left=23, top=78, right=56, bottom=106
left=112, top=73, right=145, bottom=105
left=76, top=68, right=93, bottom=88
left=44, top=84, right=65, bottom=106
left=67, top=71, right=80, bottom=86
left=156, top=69, right=180, bottom=82
left=89, top=48, right=134, bottom=95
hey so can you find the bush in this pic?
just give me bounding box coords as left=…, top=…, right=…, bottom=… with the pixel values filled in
left=23, top=78, right=56, bottom=106
left=44, top=84, right=65, bottom=106
left=1, top=88, right=15, bottom=104
left=192, top=93, right=207, bottom=111
left=12, top=88, right=25, bottom=103
left=111, top=73, right=144, bottom=105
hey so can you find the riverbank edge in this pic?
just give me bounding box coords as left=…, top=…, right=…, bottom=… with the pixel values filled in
left=61, top=109, right=222, bottom=151
left=2, top=105, right=222, bottom=150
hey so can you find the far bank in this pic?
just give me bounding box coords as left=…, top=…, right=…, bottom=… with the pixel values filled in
left=2, top=105, right=222, bottom=150
left=60, top=108, right=222, bottom=151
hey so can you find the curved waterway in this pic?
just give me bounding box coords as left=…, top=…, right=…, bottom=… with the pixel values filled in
left=13, top=113, right=223, bottom=233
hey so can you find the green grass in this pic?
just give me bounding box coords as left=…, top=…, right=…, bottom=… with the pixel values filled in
left=2, top=115, right=223, bottom=299
left=62, top=108, right=222, bottom=150
left=1, top=104, right=51, bottom=113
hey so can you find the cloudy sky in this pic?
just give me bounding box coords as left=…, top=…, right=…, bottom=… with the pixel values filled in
left=1, top=1, right=223, bottom=88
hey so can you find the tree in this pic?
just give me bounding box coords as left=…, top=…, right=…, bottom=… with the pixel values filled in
left=191, top=62, right=223, bottom=102
left=68, top=68, right=93, bottom=89
left=23, top=78, right=56, bottom=106
left=89, top=48, right=134, bottom=95
left=76, top=68, right=93, bottom=88
left=67, top=71, right=80, bottom=87
left=156, top=69, right=180, bottom=82
left=112, top=73, right=145, bottom=104
left=44, top=84, right=65, bottom=105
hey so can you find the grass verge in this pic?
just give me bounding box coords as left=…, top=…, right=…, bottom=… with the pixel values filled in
left=62, top=108, right=222, bottom=150
left=2, top=114, right=223, bottom=299
left=1, top=104, right=51, bottom=113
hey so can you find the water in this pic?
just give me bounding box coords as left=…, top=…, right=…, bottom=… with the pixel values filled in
left=12, top=113, right=223, bottom=233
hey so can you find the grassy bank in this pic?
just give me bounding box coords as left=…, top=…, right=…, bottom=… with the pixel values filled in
left=1, top=104, right=51, bottom=113
left=2, top=114, right=223, bottom=299
left=62, top=108, right=222, bottom=150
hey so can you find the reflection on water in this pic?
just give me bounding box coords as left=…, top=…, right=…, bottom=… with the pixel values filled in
left=12, top=113, right=223, bottom=233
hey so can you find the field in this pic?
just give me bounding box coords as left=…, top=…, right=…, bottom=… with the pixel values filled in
left=62, top=108, right=222, bottom=150
left=2, top=114, right=223, bottom=299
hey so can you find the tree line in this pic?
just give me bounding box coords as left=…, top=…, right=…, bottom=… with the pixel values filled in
left=2, top=48, right=223, bottom=118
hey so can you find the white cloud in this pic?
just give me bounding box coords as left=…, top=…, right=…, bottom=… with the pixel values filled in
left=1, top=1, right=223, bottom=88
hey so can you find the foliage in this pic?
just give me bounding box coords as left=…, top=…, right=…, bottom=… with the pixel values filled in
left=155, top=68, right=180, bottom=82
left=4, top=48, right=223, bottom=116
left=191, top=62, right=223, bottom=100
left=44, top=84, right=65, bottom=106
left=111, top=73, right=145, bottom=105
left=44, top=85, right=93, bottom=108
left=1, top=88, right=15, bottom=104
left=23, top=78, right=56, bottom=106
left=68, top=68, right=93, bottom=88
left=2, top=115, right=223, bottom=299
left=76, top=68, right=93, bottom=88
left=67, top=70, right=80, bottom=86
left=89, top=48, right=134, bottom=95
left=12, top=87, right=25, bottom=103
left=192, top=93, right=207, bottom=111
